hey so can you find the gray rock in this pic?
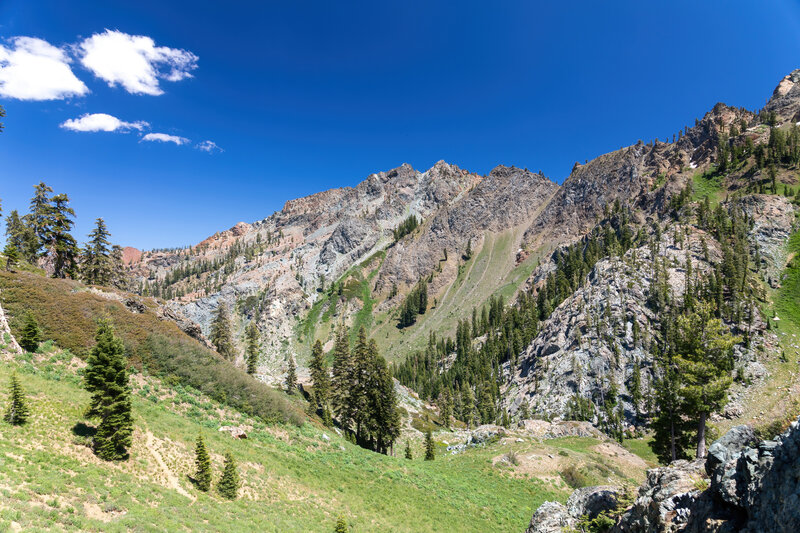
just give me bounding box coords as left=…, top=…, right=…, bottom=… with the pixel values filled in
left=526, top=501, right=572, bottom=533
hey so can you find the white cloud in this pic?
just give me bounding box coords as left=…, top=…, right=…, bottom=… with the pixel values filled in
left=196, top=140, right=223, bottom=153
left=0, top=36, right=89, bottom=100
left=141, top=132, right=189, bottom=145
left=78, top=30, right=197, bottom=95
left=60, top=112, right=148, bottom=132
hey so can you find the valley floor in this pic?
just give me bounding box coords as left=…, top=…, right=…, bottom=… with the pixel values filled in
left=0, top=346, right=646, bottom=532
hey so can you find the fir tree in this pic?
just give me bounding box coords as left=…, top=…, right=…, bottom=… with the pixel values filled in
left=194, top=434, right=212, bottom=491
left=245, top=322, right=259, bottom=375
left=217, top=452, right=240, bottom=499
left=4, top=373, right=30, bottom=425
left=424, top=430, right=435, bottom=461
left=49, top=193, right=79, bottom=279
left=404, top=440, right=412, bottom=459
left=331, top=327, right=354, bottom=431
left=334, top=516, right=349, bottom=533
left=6, top=209, right=38, bottom=263
left=3, top=242, right=18, bottom=271
left=285, top=355, right=297, bottom=394
left=110, top=245, right=129, bottom=290
left=82, top=217, right=112, bottom=285
left=19, top=313, right=42, bottom=353
left=28, top=181, right=53, bottom=256
left=83, top=320, right=133, bottom=460
left=210, top=305, right=234, bottom=360
left=309, top=339, right=329, bottom=412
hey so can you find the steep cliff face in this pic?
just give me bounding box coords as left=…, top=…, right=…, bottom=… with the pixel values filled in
left=374, top=165, right=558, bottom=298
left=503, top=195, right=796, bottom=423
left=522, top=103, right=754, bottom=250
left=130, top=160, right=482, bottom=376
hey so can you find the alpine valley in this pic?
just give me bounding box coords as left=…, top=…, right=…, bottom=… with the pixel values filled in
left=2, top=69, right=800, bottom=533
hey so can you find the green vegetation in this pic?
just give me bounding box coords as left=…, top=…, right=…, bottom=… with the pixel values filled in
left=19, top=312, right=42, bottom=353
left=4, top=372, right=30, bottom=425
left=217, top=452, right=240, bottom=500
left=83, top=320, right=134, bottom=461
left=691, top=168, right=724, bottom=205
left=0, top=357, right=569, bottom=532
left=392, top=214, right=419, bottom=242
left=0, top=270, right=303, bottom=426
left=194, top=434, right=213, bottom=491
left=774, top=230, right=800, bottom=327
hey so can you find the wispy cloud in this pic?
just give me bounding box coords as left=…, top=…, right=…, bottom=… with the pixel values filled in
left=0, top=36, right=88, bottom=100
left=78, top=30, right=198, bottom=95
left=141, top=132, right=189, bottom=145
left=196, top=140, right=223, bottom=153
left=60, top=112, right=148, bottom=132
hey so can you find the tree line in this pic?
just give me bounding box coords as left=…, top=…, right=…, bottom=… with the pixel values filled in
left=2, top=182, right=127, bottom=289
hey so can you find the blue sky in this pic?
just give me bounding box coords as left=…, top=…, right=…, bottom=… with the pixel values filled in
left=1, top=0, right=799, bottom=249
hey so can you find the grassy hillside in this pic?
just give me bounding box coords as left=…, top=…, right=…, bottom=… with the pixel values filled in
left=0, top=346, right=645, bottom=532
left=0, top=271, right=303, bottom=425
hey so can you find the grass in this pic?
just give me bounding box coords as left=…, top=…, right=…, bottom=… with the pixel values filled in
left=0, top=353, right=570, bottom=532
left=622, top=436, right=659, bottom=466
left=0, top=271, right=303, bottom=425
left=774, top=230, right=800, bottom=327
left=372, top=228, right=535, bottom=362
left=691, top=167, right=725, bottom=206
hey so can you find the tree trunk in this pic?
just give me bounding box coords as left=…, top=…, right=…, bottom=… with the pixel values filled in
left=670, top=415, right=677, bottom=462
left=696, top=411, right=707, bottom=459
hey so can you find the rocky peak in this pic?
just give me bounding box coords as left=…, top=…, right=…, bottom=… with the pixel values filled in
left=763, top=68, right=800, bottom=122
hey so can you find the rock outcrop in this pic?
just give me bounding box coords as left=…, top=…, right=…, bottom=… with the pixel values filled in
left=527, top=418, right=800, bottom=533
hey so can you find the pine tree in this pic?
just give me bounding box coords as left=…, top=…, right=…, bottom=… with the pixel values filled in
left=110, top=245, right=129, bottom=290
left=674, top=307, right=738, bottom=458
left=309, top=339, right=329, bottom=412
left=194, top=434, right=212, bottom=491
left=19, top=313, right=42, bottom=353
left=404, top=440, right=412, bottom=459
left=83, top=320, right=133, bottom=460
left=3, top=242, right=18, bottom=271
left=334, top=516, right=349, bottom=533
left=245, top=322, right=259, bottom=375
left=217, top=452, right=240, bottom=499
left=28, top=181, right=53, bottom=256
left=82, top=218, right=112, bottom=285
left=6, top=209, right=38, bottom=263
left=49, top=193, right=79, bottom=279
left=4, top=373, right=30, bottom=425
left=209, top=305, right=234, bottom=360
left=285, top=355, right=297, bottom=394
left=331, top=327, right=354, bottom=431
left=424, top=430, right=435, bottom=461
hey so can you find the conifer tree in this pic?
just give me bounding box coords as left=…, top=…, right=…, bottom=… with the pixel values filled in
left=285, top=355, right=297, bottom=394
left=194, top=434, right=212, bottom=491
left=19, top=313, right=42, bottom=353
left=331, top=327, right=354, bottom=431
left=424, top=430, right=435, bottom=461
left=334, top=516, right=349, bottom=533
left=110, top=245, right=129, bottom=290
left=28, top=181, right=53, bottom=256
left=49, top=193, right=79, bottom=278
left=6, top=210, right=38, bottom=263
left=405, top=440, right=412, bottom=459
left=245, top=322, right=259, bottom=375
left=309, top=339, right=329, bottom=412
left=82, top=217, right=112, bottom=285
left=210, top=305, right=234, bottom=360
left=217, top=452, right=240, bottom=499
left=83, top=320, right=133, bottom=460
left=3, top=242, right=18, bottom=271
left=4, top=373, right=30, bottom=425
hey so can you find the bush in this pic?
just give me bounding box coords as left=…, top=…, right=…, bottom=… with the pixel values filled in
left=560, top=464, right=591, bottom=489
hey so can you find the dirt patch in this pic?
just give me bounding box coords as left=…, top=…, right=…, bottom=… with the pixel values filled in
left=83, top=502, right=126, bottom=522
left=591, top=442, right=648, bottom=469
